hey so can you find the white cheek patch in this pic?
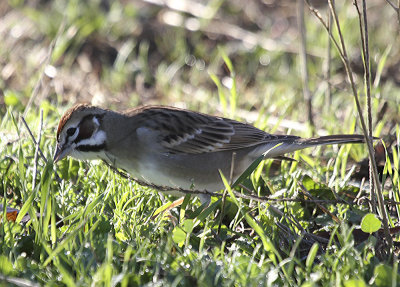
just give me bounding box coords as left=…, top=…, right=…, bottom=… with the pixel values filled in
left=77, top=130, right=106, bottom=146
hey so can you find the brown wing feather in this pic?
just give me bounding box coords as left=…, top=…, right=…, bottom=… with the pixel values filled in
left=129, top=106, right=299, bottom=154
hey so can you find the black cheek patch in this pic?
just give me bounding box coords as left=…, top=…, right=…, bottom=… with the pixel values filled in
left=76, top=143, right=107, bottom=152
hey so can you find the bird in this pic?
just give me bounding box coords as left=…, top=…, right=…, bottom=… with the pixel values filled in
left=53, top=104, right=366, bottom=195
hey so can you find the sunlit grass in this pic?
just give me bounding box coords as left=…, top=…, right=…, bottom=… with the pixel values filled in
left=1, top=0, right=399, bottom=286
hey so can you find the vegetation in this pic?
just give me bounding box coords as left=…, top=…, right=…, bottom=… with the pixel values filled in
left=1, top=0, right=399, bottom=286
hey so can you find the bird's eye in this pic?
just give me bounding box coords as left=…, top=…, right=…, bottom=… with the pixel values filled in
left=66, top=127, right=77, bottom=137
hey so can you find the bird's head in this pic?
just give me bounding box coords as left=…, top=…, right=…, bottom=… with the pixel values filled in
left=54, top=104, right=107, bottom=163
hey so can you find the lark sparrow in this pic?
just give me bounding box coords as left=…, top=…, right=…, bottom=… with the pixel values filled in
left=54, top=104, right=365, bottom=193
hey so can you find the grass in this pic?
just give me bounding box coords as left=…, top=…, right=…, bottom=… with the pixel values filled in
left=1, top=0, right=400, bottom=286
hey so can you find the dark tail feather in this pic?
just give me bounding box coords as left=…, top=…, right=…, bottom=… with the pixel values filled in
left=257, top=134, right=378, bottom=159
left=299, top=134, right=376, bottom=146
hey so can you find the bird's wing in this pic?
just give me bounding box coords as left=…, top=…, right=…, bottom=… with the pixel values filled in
left=130, top=106, right=299, bottom=154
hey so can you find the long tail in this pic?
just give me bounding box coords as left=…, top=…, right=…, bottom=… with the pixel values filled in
left=298, top=134, right=367, bottom=146
left=257, top=134, right=370, bottom=159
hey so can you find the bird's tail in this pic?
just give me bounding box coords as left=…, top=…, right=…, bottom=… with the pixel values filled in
left=297, top=134, right=367, bottom=146
left=256, top=134, right=372, bottom=159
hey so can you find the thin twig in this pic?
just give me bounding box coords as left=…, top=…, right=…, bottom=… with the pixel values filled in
left=299, top=183, right=341, bottom=223
left=385, top=0, right=400, bottom=23
left=32, top=110, right=44, bottom=190
left=21, top=117, right=47, bottom=163
left=362, top=0, right=376, bottom=212
left=385, top=0, right=399, bottom=11
left=304, top=1, right=345, bottom=60
left=305, top=0, right=393, bottom=251
left=354, top=0, right=376, bottom=213
left=343, top=0, right=392, bottom=249
left=21, top=116, right=62, bottom=182
left=324, top=1, right=333, bottom=108
left=298, top=0, right=314, bottom=128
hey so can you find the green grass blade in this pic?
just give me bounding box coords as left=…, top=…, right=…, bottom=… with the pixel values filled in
left=16, top=190, right=36, bottom=224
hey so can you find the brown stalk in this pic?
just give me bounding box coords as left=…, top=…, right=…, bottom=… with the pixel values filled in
left=354, top=0, right=376, bottom=213
left=324, top=1, right=333, bottom=108
left=333, top=0, right=393, bottom=250
left=305, top=0, right=392, bottom=250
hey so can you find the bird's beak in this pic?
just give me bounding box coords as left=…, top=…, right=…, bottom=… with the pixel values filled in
left=53, top=144, right=71, bottom=163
